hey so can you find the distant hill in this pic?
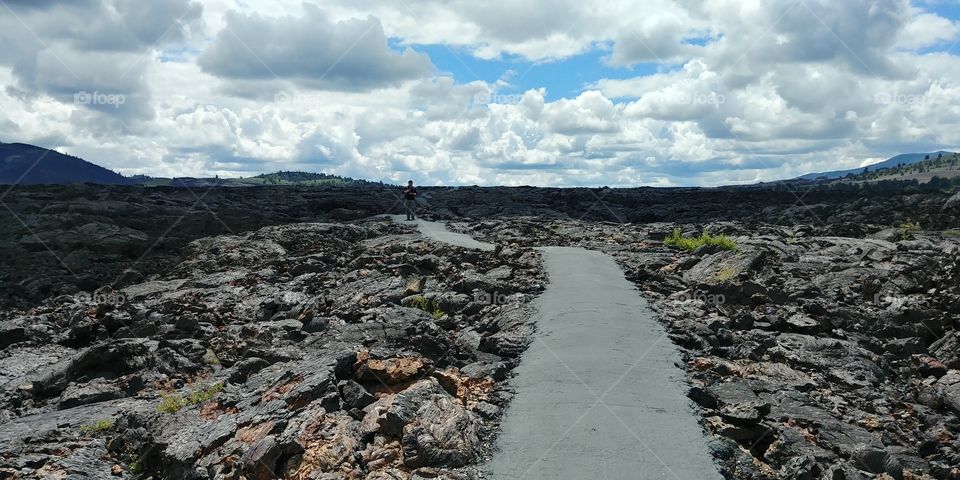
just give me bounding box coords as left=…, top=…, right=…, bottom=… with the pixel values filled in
left=838, top=152, right=960, bottom=184
left=0, top=142, right=132, bottom=185
left=0, top=142, right=380, bottom=188
left=135, top=171, right=377, bottom=187
left=798, top=151, right=954, bottom=180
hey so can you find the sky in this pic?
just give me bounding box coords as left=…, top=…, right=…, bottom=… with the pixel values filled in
left=1, top=0, right=960, bottom=187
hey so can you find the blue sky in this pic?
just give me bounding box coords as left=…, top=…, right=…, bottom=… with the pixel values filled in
left=411, top=44, right=664, bottom=102
left=919, top=2, right=960, bottom=53
left=927, top=2, right=960, bottom=20
left=2, top=0, right=960, bottom=186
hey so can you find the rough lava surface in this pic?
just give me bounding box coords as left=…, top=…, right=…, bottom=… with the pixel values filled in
left=452, top=217, right=960, bottom=480
left=1, top=181, right=960, bottom=479
left=1, top=219, right=543, bottom=479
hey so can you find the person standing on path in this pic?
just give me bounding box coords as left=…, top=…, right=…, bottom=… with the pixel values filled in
left=403, top=180, right=417, bottom=221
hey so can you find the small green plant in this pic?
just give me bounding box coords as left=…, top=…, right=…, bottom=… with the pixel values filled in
left=409, top=295, right=430, bottom=310
left=944, top=229, right=960, bottom=238
left=712, top=267, right=738, bottom=283
left=664, top=228, right=738, bottom=252
left=897, top=221, right=922, bottom=241
left=127, top=447, right=143, bottom=475
left=409, top=295, right=445, bottom=319
left=189, top=383, right=225, bottom=404
left=157, top=393, right=189, bottom=413
left=202, top=349, right=221, bottom=366
left=80, top=419, right=113, bottom=434
left=157, top=382, right=224, bottom=413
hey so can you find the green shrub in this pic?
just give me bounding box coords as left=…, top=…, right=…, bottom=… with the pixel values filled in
left=409, top=295, right=445, bottom=319
left=129, top=459, right=142, bottom=475
left=712, top=267, right=737, bottom=283
left=664, top=228, right=738, bottom=252
left=157, top=383, right=224, bottom=413
left=189, top=383, right=224, bottom=404
left=80, top=419, right=113, bottom=434
left=202, top=349, right=221, bottom=366
left=897, top=221, right=922, bottom=241
left=127, top=447, right=143, bottom=475
left=409, top=295, right=430, bottom=310
left=944, top=229, right=960, bottom=238
left=157, top=394, right=189, bottom=413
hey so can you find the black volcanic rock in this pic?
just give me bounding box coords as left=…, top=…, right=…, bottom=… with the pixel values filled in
left=0, top=177, right=959, bottom=479
left=0, top=143, right=132, bottom=185
left=0, top=184, right=404, bottom=310
left=945, top=191, right=960, bottom=210
left=460, top=217, right=960, bottom=479
left=0, top=220, right=544, bottom=478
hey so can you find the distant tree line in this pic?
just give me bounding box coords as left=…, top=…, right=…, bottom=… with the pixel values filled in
left=845, top=152, right=960, bottom=182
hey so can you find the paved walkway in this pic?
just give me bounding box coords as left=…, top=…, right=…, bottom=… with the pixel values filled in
left=404, top=217, right=722, bottom=480
left=392, top=216, right=493, bottom=251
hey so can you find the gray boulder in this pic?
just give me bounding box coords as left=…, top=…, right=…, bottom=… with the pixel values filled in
left=943, top=191, right=960, bottom=210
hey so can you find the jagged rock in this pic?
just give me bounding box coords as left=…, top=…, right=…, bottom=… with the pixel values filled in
left=369, top=378, right=449, bottom=437
left=850, top=445, right=903, bottom=480
left=478, top=303, right=534, bottom=358
left=338, top=379, right=376, bottom=409
left=452, top=270, right=507, bottom=295
left=30, top=339, right=155, bottom=398
left=704, top=415, right=773, bottom=443
left=240, top=435, right=304, bottom=480
left=57, top=379, right=126, bottom=409
left=0, top=322, right=27, bottom=349
left=425, top=292, right=473, bottom=313
left=460, top=360, right=510, bottom=381
left=0, top=217, right=544, bottom=479
left=943, top=191, right=960, bottom=210
left=294, top=413, right=362, bottom=476
left=430, top=369, right=495, bottom=407
left=785, top=313, right=821, bottom=333
left=931, top=332, right=960, bottom=369
left=354, top=352, right=427, bottom=385
left=360, top=438, right=403, bottom=471
left=937, top=371, right=960, bottom=414
left=175, top=313, right=199, bottom=331
left=767, top=427, right=836, bottom=465
left=778, top=456, right=822, bottom=480
left=405, top=276, right=427, bottom=295
left=226, top=357, right=271, bottom=384
left=402, top=393, right=481, bottom=468
left=301, top=315, right=332, bottom=333
left=718, top=400, right=770, bottom=426
left=4, top=185, right=960, bottom=480
left=682, top=250, right=765, bottom=286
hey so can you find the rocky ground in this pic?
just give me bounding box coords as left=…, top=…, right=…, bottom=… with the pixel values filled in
left=1, top=183, right=959, bottom=479
left=3, top=181, right=957, bottom=312
left=451, top=214, right=960, bottom=480
left=0, top=185, right=402, bottom=310
left=0, top=219, right=544, bottom=479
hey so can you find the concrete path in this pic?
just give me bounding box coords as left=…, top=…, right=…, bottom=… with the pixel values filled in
left=392, top=216, right=494, bottom=251
left=402, top=217, right=722, bottom=479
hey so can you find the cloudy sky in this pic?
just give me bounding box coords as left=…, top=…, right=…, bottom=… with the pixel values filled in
left=1, top=0, right=959, bottom=186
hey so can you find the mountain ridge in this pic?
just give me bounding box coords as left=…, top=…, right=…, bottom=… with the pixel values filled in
left=0, top=142, right=374, bottom=187
left=797, top=151, right=955, bottom=180
left=0, top=142, right=132, bottom=185
left=4, top=141, right=956, bottom=187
